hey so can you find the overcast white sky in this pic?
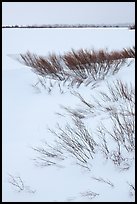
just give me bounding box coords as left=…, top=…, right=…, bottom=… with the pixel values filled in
left=2, top=2, right=135, bottom=25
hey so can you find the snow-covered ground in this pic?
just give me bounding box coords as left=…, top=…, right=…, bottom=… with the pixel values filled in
left=2, top=28, right=135, bottom=202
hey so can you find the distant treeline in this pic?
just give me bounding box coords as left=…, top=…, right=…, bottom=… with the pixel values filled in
left=2, top=24, right=135, bottom=29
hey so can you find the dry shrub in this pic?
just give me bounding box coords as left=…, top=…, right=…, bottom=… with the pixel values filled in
left=32, top=80, right=135, bottom=169
left=18, top=47, right=135, bottom=89
left=20, top=52, right=65, bottom=80
left=69, top=80, right=135, bottom=165
left=63, top=48, right=128, bottom=80
left=8, top=174, right=36, bottom=193
left=33, top=117, right=98, bottom=170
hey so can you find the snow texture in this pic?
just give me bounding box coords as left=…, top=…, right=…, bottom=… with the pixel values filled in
left=2, top=28, right=135, bottom=202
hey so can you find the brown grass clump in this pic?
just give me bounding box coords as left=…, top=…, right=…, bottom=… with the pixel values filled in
left=20, top=52, right=65, bottom=80
left=17, top=47, right=135, bottom=88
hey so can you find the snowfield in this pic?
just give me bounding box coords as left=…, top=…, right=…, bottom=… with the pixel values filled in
left=2, top=28, right=135, bottom=202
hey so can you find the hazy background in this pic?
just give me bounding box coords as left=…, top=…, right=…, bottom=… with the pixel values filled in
left=2, top=2, right=135, bottom=25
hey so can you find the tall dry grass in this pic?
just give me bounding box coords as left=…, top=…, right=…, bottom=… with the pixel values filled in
left=17, top=47, right=135, bottom=89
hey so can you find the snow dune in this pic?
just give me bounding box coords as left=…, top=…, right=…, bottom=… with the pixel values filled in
left=2, top=28, right=135, bottom=202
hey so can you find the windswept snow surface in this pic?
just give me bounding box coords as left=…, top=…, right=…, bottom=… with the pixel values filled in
left=2, top=28, right=135, bottom=202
